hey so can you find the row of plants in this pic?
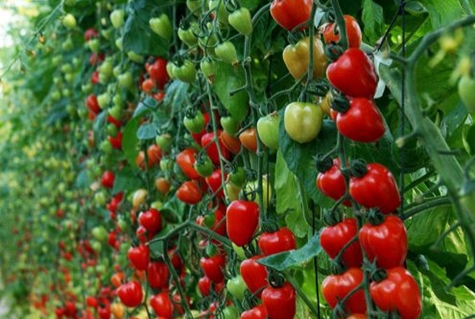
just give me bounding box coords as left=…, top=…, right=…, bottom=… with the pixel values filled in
left=1, top=0, right=475, bottom=318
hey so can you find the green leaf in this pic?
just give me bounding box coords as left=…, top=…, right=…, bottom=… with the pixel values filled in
left=279, top=118, right=337, bottom=204
left=257, top=233, right=321, bottom=271
left=214, top=62, right=249, bottom=123
left=419, top=0, right=470, bottom=29
left=275, top=151, right=301, bottom=215
left=137, top=123, right=157, bottom=140
left=463, top=124, right=475, bottom=155
left=122, top=116, right=140, bottom=166
left=112, top=167, right=143, bottom=194
left=241, top=0, right=261, bottom=10
left=362, top=0, right=384, bottom=44
left=134, top=96, right=157, bottom=118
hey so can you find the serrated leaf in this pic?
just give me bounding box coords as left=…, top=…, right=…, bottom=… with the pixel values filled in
left=257, top=234, right=321, bottom=271
left=362, top=0, right=384, bottom=44
left=122, top=117, right=140, bottom=166
left=137, top=123, right=157, bottom=140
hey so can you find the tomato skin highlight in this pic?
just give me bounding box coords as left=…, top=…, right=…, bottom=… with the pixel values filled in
left=335, top=98, right=385, bottom=143
left=370, top=267, right=422, bottom=319
left=323, top=15, right=362, bottom=49
left=320, top=218, right=363, bottom=268
left=326, top=48, right=378, bottom=98
left=270, top=0, right=312, bottom=31
left=349, top=163, right=401, bottom=214
left=359, top=215, right=407, bottom=269
left=258, top=227, right=297, bottom=256
left=261, top=282, right=296, bottom=319
left=226, top=200, right=260, bottom=247
left=322, top=268, right=367, bottom=314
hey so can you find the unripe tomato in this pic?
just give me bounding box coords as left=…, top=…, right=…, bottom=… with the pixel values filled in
left=284, top=102, right=323, bottom=143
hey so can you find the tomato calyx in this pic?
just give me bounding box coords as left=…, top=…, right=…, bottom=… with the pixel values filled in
left=371, top=268, right=388, bottom=283
left=316, top=155, right=334, bottom=173
left=330, top=94, right=350, bottom=113
left=266, top=269, right=285, bottom=288
left=325, top=43, right=345, bottom=61
left=349, top=159, right=368, bottom=178
left=365, top=209, right=386, bottom=226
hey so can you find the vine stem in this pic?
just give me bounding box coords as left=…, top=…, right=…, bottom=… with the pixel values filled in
left=284, top=272, right=320, bottom=317
left=329, top=0, right=348, bottom=50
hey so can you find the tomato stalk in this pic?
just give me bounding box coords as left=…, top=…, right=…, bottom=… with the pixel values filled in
left=329, top=0, right=349, bottom=51
left=299, top=1, right=319, bottom=101
left=283, top=272, right=319, bottom=317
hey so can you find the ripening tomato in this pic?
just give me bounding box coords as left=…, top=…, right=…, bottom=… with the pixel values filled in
left=86, top=94, right=101, bottom=114
left=147, top=144, right=162, bottom=167
left=370, top=268, right=421, bottom=319
left=111, top=272, right=125, bottom=288
left=326, top=48, right=378, bottom=98
left=240, top=305, right=267, bottom=319
left=359, top=215, right=407, bottom=269
left=270, top=0, right=312, bottom=31
left=200, top=254, right=226, bottom=283
left=240, top=255, right=268, bottom=298
left=138, top=208, right=162, bottom=234
left=262, top=282, right=296, bottom=319
left=176, top=148, right=200, bottom=179
left=117, top=281, right=143, bottom=308
left=320, top=218, right=363, bottom=268
left=349, top=162, right=400, bottom=214
left=258, top=227, right=296, bottom=256
left=150, top=292, right=174, bottom=318
left=176, top=181, right=202, bottom=205
left=127, top=244, right=150, bottom=271
left=284, top=102, right=323, bottom=144
left=335, top=98, right=385, bottom=143
left=147, top=260, right=170, bottom=290
left=239, top=127, right=258, bottom=152
left=226, top=200, right=260, bottom=247
left=322, top=268, right=366, bottom=314
left=220, top=131, right=242, bottom=154
left=322, top=15, right=362, bottom=49
left=316, top=158, right=350, bottom=206
left=201, top=131, right=231, bottom=165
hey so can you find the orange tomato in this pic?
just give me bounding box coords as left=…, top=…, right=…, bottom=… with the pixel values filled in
left=239, top=127, right=258, bottom=152
left=220, top=131, right=241, bottom=154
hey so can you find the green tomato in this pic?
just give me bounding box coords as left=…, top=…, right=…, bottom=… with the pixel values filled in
left=225, top=181, right=241, bottom=202
left=229, top=167, right=245, bottom=187
left=232, top=243, right=247, bottom=260
left=222, top=306, right=239, bottom=319
left=62, top=38, right=74, bottom=51
left=193, top=155, right=214, bottom=177
left=62, top=14, right=77, bottom=29
left=184, top=110, right=205, bottom=133
left=127, top=51, right=144, bottom=63
left=220, top=116, right=240, bottom=136
left=228, top=7, right=253, bottom=35
left=99, top=59, right=114, bottom=78
left=110, top=9, right=125, bottom=28
left=108, top=104, right=123, bottom=121
left=186, top=0, right=202, bottom=16
left=156, top=134, right=172, bottom=151
left=284, top=102, right=323, bottom=143
left=173, top=60, right=197, bottom=83
left=88, top=39, right=100, bottom=53
left=200, top=59, right=216, bottom=80
left=257, top=112, right=280, bottom=150
left=215, top=41, right=239, bottom=65
left=149, top=14, right=173, bottom=41
left=244, top=175, right=271, bottom=209
left=209, top=0, right=229, bottom=26
left=178, top=23, right=199, bottom=47
left=97, top=92, right=111, bottom=109
left=91, top=226, right=108, bottom=242
left=118, top=72, right=133, bottom=89
left=458, top=75, right=475, bottom=112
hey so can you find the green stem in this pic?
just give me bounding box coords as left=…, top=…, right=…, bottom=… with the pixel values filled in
left=329, top=0, right=348, bottom=50
left=401, top=196, right=452, bottom=220
left=284, top=272, right=319, bottom=317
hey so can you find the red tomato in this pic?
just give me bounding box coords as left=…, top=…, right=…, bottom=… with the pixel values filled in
left=176, top=181, right=202, bottom=205
left=320, top=218, right=363, bottom=268
left=322, top=268, right=366, bottom=314
left=220, top=131, right=242, bottom=154
left=150, top=292, right=174, bottom=318
left=201, top=131, right=231, bottom=165
left=322, top=15, right=362, bottom=49
left=147, top=58, right=170, bottom=90
left=316, top=158, right=350, bottom=206
left=326, top=48, right=378, bottom=98
left=335, top=98, right=385, bottom=143
left=147, top=144, right=162, bottom=167
left=370, top=268, right=421, bottom=319
left=270, top=0, right=312, bottom=31
left=117, top=281, right=143, bottom=308
left=240, top=255, right=268, bottom=298
left=349, top=162, right=400, bottom=214
left=101, top=171, right=115, bottom=189
left=86, top=94, right=101, bottom=114
left=258, top=227, right=296, bottom=256
left=138, top=208, right=162, bottom=234
left=262, top=282, right=296, bottom=319
left=108, top=131, right=123, bottom=150
left=98, top=303, right=111, bottom=319
left=199, top=254, right=226, bottom=283
left=147, top=260, right=170, bottom=290
left=127, top=244, right=150, bottom=271
left=198, top=276, right=212, bottom=296
left=359, top=215, right=407, bottom=269
left=205, top=168, right=226, bottom=198
left=84, top=28, right=98, bottom=41
left=226, top=200, right=260, bottom=247
left=176, top=148, right=200, bottom=179
left=240, top=305, right=267, bottom=319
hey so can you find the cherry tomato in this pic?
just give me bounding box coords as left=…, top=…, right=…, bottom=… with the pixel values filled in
left=147, top=144, right=162, bottom=167
left=239, top=127, right=258, bottom=152
left=176, top=181, right=202, bottom=205
left=205, top=168, right=226, bottom=198
left=86, top=94, right=101, bottom=114
left=228, top=7, right=253, bottom=35
left=227, top=275, right=247, bottom=300
left=335, top=98, right=385, bottom=143
left=326, top=48, right=378, bottom=98
left=322, top=268, right=366, bottom=314
left=220, top=131, right=242, bottom=154
left=147, top=57, right=169, bottom=89
left=226, top=200, right=260, bottom=247
left=257, top=113, right=280, bottom=150
left=320, top=218, right=363, bottom=268
left=270, top=0, right=312, bottom=31
left=101, top=171, right=115, bottom=189
left=370, top=268, right=422, bottom=319
left=201, top=131, right=231, bottom=165
left=258, top=227, right=296, bottom=256
left=138, top=208, right=162, bottom=234
left=262, top=282, right=296, bottom=319
left=284, top=102, right=323, bottom=144
left=323, top=15, right=362, bottom=49
left=150, top=291, right=174, bottom=318
left=117, top=281, right=143, bottom=308
left=127, top=244, right=150, bottom=271
left=199, top=254, right=226, bottom=283
left=240, top=305, right=267, bottom=319
left=240, top=255, right=268, bottom=298
left=283, top=36, right=326, bottom=81
left=176, top=148, right=200, bottom=179
left=349, top=162, right=400, bottom=214
left=317, top=158, right=350, bottom=206
left=147, top=260, right=170, bottom=290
